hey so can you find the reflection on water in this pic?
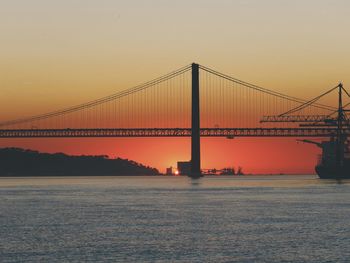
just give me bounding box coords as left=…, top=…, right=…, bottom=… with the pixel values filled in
left=1, top=175, right=350, bottom=262
left=2, top=174, right=348, bottom=188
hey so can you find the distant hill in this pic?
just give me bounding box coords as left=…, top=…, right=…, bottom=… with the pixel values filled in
left=0, top=148, right=159, bottom=176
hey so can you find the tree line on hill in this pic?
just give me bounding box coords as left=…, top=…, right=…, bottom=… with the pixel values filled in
left=0, top=148, right=159, bottom=176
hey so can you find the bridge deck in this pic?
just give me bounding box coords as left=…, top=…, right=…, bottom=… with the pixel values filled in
left=0, top=128, right=349, bottom=138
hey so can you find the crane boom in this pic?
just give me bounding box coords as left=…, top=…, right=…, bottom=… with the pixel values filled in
left=297, top=139, right=322, bottom=148
left=260, top=115, right=332, bottom=123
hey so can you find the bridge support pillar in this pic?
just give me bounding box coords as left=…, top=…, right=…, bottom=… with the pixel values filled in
left=190, top=63, right=201, bottom=178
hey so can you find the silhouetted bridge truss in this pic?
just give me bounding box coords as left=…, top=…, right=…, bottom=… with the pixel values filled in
left=1, top=127, right=349, bottom=138
left=1, top=63, right=349, bottom=176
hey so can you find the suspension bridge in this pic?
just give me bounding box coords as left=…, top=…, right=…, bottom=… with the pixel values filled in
left=1, top=63, right=349, bottom=177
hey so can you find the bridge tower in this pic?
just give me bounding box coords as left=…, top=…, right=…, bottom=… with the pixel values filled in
left=191, top=63, right=201, bottom=178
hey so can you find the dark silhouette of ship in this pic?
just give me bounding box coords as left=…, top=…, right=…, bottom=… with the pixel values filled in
left=315, top=140, right=350, bottom=179
left=297, top=84, right=350, bottom=179
left=299, top=138, right=350, bottom=179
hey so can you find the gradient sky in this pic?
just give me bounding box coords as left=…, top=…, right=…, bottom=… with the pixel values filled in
left=1, top=0, right=350, bottom=173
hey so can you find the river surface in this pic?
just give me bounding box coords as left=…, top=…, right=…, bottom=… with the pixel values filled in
left=1, top=175, right=350, bottom=262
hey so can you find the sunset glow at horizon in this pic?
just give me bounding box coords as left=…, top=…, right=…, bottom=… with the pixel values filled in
left=1, top=0, right=350, bottom=174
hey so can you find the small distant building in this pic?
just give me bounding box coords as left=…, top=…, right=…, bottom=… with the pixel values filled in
left=177, top=161, right=191, bottom=175
left=166, top=167, right=175, bottom=175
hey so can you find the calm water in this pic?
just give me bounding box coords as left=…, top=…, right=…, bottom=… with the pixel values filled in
left=1, top=175, right=350, bottom=262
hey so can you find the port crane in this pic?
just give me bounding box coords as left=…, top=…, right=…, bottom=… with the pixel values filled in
left=261, top=83, right=350, bottom=173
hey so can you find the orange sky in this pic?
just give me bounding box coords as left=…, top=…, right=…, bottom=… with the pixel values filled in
left=0, top=137, right=320, bottom=174
left=1, top=1, right=350, bottom=174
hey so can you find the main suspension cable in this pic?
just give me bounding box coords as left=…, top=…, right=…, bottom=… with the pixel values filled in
left=199, top=64, right=336, bottom=112
left=0, top=64, right=192, bottom=127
